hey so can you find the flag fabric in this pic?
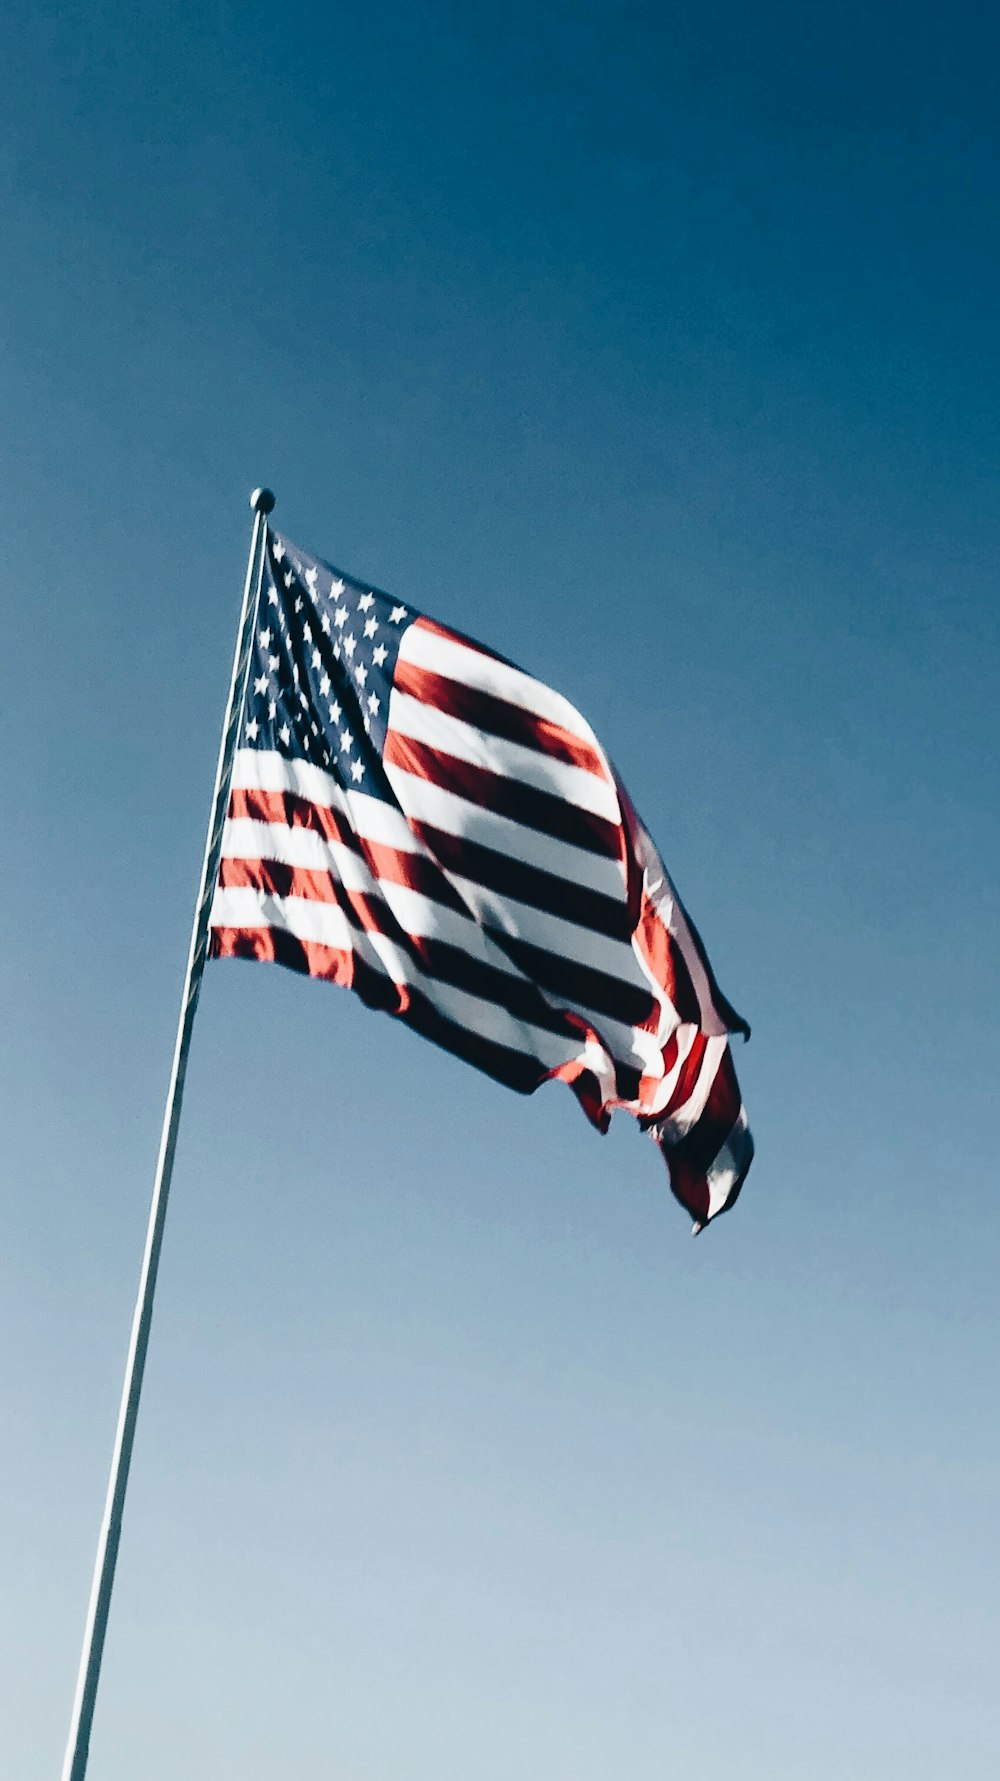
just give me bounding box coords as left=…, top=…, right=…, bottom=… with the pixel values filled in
left=209, top=531, right=753, bottom=1230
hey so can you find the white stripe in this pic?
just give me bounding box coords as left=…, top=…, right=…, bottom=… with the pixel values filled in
left=210, top=886, right=591, bottom=1073
left=230, top=746, right=627, bottom=896
left=218, top=818, right=661, bottom=1074
left=400, top=622, right=605, bottom=750
left=632, top=818, right=730, bottom=1039
left=383, top=764, right=627, bottom=898
left=651, top=1034, right=727, bottom=1142
left=221, top=818, right=448, bottom=890
left=220, top=819, right=534, bottom=975
left=443, top=869, right=650, bottom=987
left=568, top=1013, right=672, bottom=1087
left=221, top=817, right=343, bottom=873
left=569, top=1035, right=619, bottom=1105
left=705, top=1107, right=752, bottom=1220
left=229, top=749, right=420, bottom=853
left=387, top=690, right=619, bottom=820
left=211, top=884, right=354, bottom=951
left=635, top=1022, right=701, bottom=1114
left=230, top=748, right=343, bottom=807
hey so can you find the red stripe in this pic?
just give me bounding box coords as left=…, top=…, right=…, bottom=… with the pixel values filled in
left=548, top=1056, right=611, bottom=1132
left=673, top=903, right=751, bottom=1041
left=358, top=839, right=468, bottom=911
left=384, top=731, right=624, bottom=861
left=659, top=1030, right=710, bottom=1119
left=492, top=929, right=656, bottom=1030
left=211, top=924, right=555, bottom=1095
left=230, top=785, right=358, bottom=850
left=634, top=886, right=702, bottom=1029
left=638, top=1028, right=681, bottom=1111
left=211, top=924, right=634, bottom=1135
left=410, top=818, right=630, bottom=939
left=226, top=794, right=651, bottom=1055
left=210, top=924, right=355, bottom=986
left=615, top=773, right=750, bottom=1041
left=220, top=849, right=432, bottom=966
left=220, top=855, right=341, bottom=904
left=216, top=858, right=618, bottom=1050
left=227, top=788, right=468, bottom=913
left=230, top=787, right=629, bottom=938
left=393, top=657, right=607, bottom=778
left=221, top=799, right=727, bottom=1156
left=656, top=1048, right=749, bottom=1225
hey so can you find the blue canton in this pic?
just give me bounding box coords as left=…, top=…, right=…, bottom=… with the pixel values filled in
left=240, top=531, right=417, bottom=803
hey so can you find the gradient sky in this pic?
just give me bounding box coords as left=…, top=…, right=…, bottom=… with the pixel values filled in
left=3, top=3, right=999, bottom=1777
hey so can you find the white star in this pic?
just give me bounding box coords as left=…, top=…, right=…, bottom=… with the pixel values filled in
left=358, top=592, right=375, bottom=612
left=333, top=643, right=341, bottom=660
left=330, top=577, right=346, bottom=600
left=254, top=674, right=268, bottom=696
left=267, top=587, right=279, bottom=607
left=350, top=758, right=364, bottom=782
left=355, top=663, right=368, bottom=687
left=329, top=700, right=341, bottom=724
left=273, top=540, right=285, bottom=561
left=311, top=648, right=322, bottom=669
left=334, top=605, right=349, bottom=629
left=279, top=723, right=291, bottom=746
left=363, top=616, right=378, bottom=639
left=284, top=571, right=294, bottom=588
left=245, top=717, right=259, bottom=741
left=305, top=566, right=318, bottom=591
left=339, top=728, right=352, bottom=753
left=321, top=612, right=331, bottom=635
left=343, top=633, right=356, bottom=658
left=299, top=689, right=309, bottom=709
left=268, top=653, right=279, bottom=672
left=302, top=623, right=313, bottom=645
left=294, top=596, right=303, bottom=613
left=389, top=605, right=407, bottom=624
left=367, top=692, right=380, bottom=715
left=372, top=644, right=388, bottom=667
left=268, top=699, right=276, bottom=720
left=319, top=672, right=331, bottom=696
left=259, top=627, right=272, bottom=649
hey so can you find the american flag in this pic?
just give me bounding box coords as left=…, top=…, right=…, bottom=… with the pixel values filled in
left=209, top=530, right=753, bottom=1230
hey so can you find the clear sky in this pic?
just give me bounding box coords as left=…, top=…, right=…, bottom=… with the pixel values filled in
left=3, top=2, right=998, bottom=1776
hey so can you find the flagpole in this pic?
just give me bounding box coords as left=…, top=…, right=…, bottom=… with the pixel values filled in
left=60, top=487, right=275, bottom=1781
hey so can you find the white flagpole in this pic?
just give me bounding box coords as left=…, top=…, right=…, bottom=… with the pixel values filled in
left=60, top=487, right=276, bottom=1781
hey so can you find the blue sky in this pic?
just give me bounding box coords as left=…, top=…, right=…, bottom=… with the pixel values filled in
left=3, top=2, right=998, bottom=1776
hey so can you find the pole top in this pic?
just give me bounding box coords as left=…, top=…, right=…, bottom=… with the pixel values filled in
left=249, top=487, right=276, bottom=515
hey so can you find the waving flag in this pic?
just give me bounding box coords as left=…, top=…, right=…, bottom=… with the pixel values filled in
left=209, top=531, right=752, bottom=1229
